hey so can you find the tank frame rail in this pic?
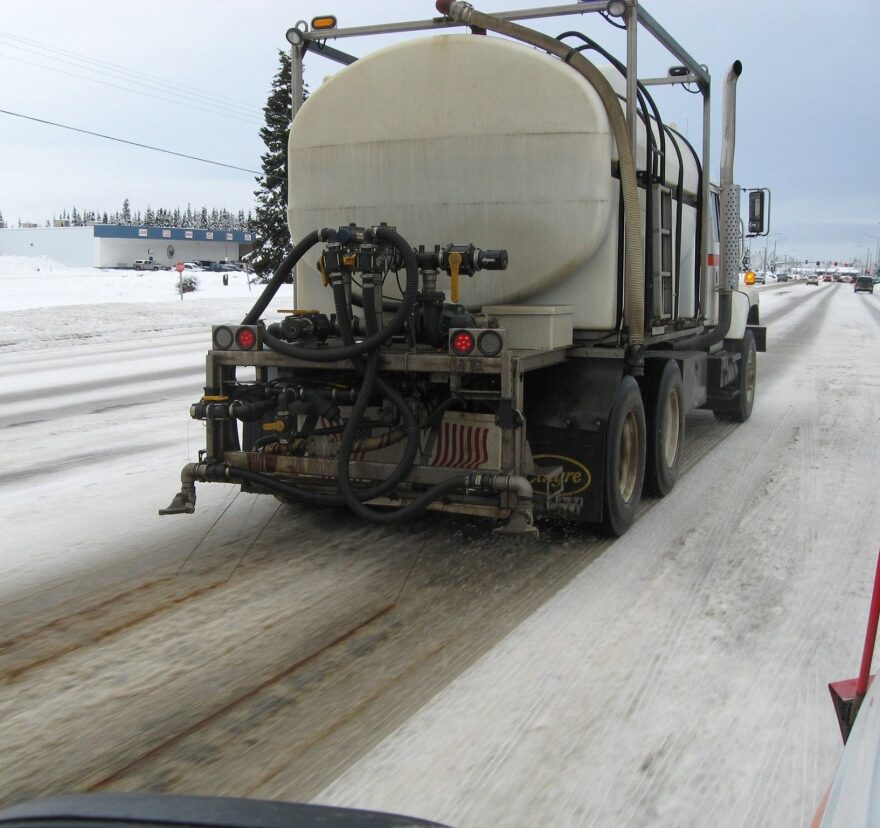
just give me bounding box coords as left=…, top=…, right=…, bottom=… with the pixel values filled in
left=200, top=344, right=572, bottom=527
left=286, top=0, right=713, bottom=344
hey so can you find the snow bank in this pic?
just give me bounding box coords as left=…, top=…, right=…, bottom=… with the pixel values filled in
left=0, top=255, right=67, bottom=274
left=0, top=262, right=293, bottom=352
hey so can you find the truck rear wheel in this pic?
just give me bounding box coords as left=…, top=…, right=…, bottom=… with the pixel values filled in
left=645, top=360, right=685, bottom=497
left=717, top=330, right=757, bottom=423
left=602, top=376, right=646, bottom=537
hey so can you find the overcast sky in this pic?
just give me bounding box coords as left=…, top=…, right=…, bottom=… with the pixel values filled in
left=1, top=0, right=878, bottom=262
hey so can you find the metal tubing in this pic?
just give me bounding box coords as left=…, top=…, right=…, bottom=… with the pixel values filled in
left=856, top=549, right=880, bottom=698
left=291, top=43, right=304, bottom=121
left=700, top=84, right=712, bottom=321
left=719, top=62, right=742, bottom=292
left=626, top=2, right=638, bottom=161
left=720, top=61, right=742, bottom=187
left=636, top=6, right=710, bottom=86
left=639, top=74, right=700, bottom=87
left=295, top=3, right=605, bottom=43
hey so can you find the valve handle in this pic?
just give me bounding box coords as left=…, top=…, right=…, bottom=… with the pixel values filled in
left=448, top=251, right=462, bottom=302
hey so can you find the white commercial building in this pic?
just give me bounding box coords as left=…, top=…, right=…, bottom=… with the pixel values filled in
left=0, top=225, right=255, bottom=267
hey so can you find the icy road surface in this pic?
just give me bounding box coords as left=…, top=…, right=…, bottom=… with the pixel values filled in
left=1, top=273, right=879, bottom=827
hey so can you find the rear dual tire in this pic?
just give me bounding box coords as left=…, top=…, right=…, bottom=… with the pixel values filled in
left=644, top=360, right=685, bottom=497
left=602, top=376, right=646, bottom=537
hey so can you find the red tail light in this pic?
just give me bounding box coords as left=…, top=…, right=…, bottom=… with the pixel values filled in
left=235, top=327, right=257, bottom=350
left=451, top=330, right=475, bottom=355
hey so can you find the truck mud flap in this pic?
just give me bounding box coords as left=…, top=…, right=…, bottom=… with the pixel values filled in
left=524, top=359, right=623, bottom=523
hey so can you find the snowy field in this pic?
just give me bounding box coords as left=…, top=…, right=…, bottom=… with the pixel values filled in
left=0, top=255, right=291, bottom=352
left=1, top=263, right=879, bottom=827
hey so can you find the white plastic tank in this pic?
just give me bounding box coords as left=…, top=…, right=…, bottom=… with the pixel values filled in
left=288, top=34, right=700, bottom=330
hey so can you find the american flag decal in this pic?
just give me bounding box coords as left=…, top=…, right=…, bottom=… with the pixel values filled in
left=430, top=416, right=496, bottom=469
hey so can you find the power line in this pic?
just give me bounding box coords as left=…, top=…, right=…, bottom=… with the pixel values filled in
left=0, top=29, right=264, bottom=118
left=0, top=51, right=260, bottom=125
left=0, top=107, right=261, bottom=175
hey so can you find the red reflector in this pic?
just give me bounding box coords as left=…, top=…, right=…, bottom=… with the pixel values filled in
left=707, top=253, right=720, bottom=266
left=236, top=327, right=256, bottom=349
left=451, top=331, right=475, bottom=355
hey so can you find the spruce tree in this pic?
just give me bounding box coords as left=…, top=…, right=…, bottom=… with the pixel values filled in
left=252, top=49, right=305, bottom=280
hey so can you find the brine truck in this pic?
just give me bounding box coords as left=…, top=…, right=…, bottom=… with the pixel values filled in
left=161, top=0, right=768, bottom=537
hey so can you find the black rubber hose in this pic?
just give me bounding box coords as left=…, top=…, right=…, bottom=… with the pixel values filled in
left=261, top=225, right=419, bottom=363
left=242, top=230, right=321, bottom=326
left=335, top=283, right=469, bottom=523
left=248, top=282, right=417, bottom=507
left=342, top=283, right=422, bottom=501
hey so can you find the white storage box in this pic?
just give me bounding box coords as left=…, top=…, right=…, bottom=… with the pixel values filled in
left=482, top=304, right=574, bottom=351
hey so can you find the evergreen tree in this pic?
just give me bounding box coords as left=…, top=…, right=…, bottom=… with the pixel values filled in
left=252, top=49, right=304, bottom=279
left=172, top=207, right=181, bottom=226
left=121, top=198, right=131, bottom=224
left=199, top=206, right=209, bottom=228
left=184, top=203, right=194, bottom=227
left=102, top=211, right=108, bottom=224
left=144, top=205, right=155, bottom=226
left=0, top=209, right=6, bottom=229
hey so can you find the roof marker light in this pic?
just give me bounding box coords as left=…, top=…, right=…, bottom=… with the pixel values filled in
left=311, top=15, right=337, bottom=30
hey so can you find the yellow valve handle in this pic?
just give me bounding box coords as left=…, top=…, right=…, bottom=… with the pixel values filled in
left=448, top=251, right=463, bottom=302
left=262, top=420, right=286, bottom=432
left=316, top=257, right=329, bottom=287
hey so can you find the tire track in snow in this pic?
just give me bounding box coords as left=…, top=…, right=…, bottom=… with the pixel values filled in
left=760, top=282, right=833, bottom=326
left=2, top=365, right=202, bottom=406
left=0, top=440, right=181, bottom=488
left=586, top=290, right=838, bottom=823
left=0, top=380, right=202, bottom=429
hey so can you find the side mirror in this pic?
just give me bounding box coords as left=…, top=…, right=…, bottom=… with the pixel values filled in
left=747, top=188, right=770, bottom=236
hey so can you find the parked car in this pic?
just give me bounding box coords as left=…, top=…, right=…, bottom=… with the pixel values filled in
left=132, top=259, right=165, bottom=271
left=854, top=275, right=874, bottom=293
left=182, top=262, right=205, bottom=272
left=806, top=273, right=819, bottom=286
left=752, top=272, right=766, bottom=285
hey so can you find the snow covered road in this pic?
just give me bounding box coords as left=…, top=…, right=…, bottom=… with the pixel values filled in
left=1, top=278, right=878, bottom=826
